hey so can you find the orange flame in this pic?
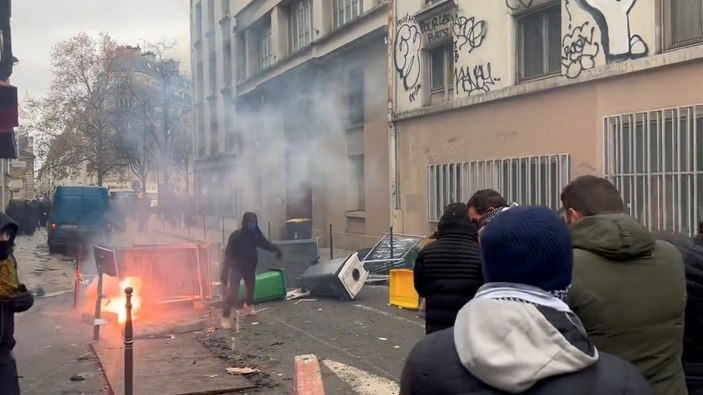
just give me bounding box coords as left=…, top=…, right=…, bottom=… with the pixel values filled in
left=102, top=277, right=142, bottom=323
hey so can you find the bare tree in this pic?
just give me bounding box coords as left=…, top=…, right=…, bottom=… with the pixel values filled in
left=28, top=33, right=129, bottom=185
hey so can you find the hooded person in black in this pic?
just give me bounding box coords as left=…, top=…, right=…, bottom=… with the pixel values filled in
left=0, top=213, right=34, bottom=395
left=220, top=212, right=281, bottom=329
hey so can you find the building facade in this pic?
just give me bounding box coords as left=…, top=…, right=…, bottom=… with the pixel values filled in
left=191, top=0, right=390, bottom=248
left=390, top=0, right=703, bottom=236
left=6, top=130, right=34, bottom=200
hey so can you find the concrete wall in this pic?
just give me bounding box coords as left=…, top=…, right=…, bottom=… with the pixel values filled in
left=397, top=59, right=703, bottom=236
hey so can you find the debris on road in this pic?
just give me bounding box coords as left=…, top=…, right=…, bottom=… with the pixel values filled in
left=286, top=288, right=311, bottom=300
left=226, top=367, right=261, bottom=375
left=70, top=373, right=88, bottom=382
left=294, top=298, right=317, bottom=305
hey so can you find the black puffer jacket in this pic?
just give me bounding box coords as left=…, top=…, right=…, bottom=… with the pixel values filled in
left=654, top=231, right=703, bottom=394
left=413, top=208, right=482, bottom=334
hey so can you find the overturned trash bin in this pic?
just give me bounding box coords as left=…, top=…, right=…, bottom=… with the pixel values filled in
left=238, top=269, right=287, bottom=303
left=299, top=252, right=368, bottom=300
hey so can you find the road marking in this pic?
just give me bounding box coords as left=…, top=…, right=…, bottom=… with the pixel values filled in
left=265, top=314, right=397, bottom=380
left=353, top=304, right=425, bottom=329
left=322, top=359, right=400, bottom=395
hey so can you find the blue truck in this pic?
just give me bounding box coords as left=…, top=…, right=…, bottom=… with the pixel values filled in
left=47, top=186, right=112, bottom=254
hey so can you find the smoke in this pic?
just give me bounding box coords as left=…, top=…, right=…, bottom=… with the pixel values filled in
left=200, top=65, right=386, bottom=227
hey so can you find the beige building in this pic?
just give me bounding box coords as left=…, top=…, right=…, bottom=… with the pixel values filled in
left=391, top=0, right=703, bottom=236
left=191, top=0, right=390, bottom=248
left=6, top=131, right=34, bottom=201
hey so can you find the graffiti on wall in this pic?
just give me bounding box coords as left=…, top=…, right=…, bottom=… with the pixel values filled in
left=394, top=14, right=422, bottom=100
left=453, top=16, right=487, bottom=62
left=577, top=0, right=648, bottom=61
left=506, top=0, right=534, bottom=11
left=455, top=63, right=501, bottom=96
left=420, top=11, right=454, bottom=44
left=562, top=21, right=600, bottom=78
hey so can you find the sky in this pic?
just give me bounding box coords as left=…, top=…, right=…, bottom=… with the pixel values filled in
left=11, top=0, right=191, bottom=103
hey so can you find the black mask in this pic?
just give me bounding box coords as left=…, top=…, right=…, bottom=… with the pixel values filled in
left=0, top=240, right=12, bottom=260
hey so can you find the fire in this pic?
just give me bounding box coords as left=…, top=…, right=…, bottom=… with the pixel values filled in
left=103, top=277, right=142, bottom=324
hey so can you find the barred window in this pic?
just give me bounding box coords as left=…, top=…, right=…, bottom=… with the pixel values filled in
left=604, top=105, right=703, bottom=235
left=332, top=0, right=361, bottom=29
left=427, top=154, right=571, bottom=221
left=289, top=0, right=313, bottom=52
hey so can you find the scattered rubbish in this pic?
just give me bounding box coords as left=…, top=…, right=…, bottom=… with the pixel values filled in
left=393, top=346, right=400, bottom=349
left=257, top=307, right=270, bottom=313
left=226, top=367, right=260, bottom=375
left=206, top=374, right=218, bottom=378
left=294, top=298, right=317, bottom=305
left=277, top=373, right=284, bottom=377
left=252, top=322, right=259, bottom=325
left=93, top=319, right=108, bottom=326
left=285, top=288, right=311, bottom=301
left=318, top=308, right=323, bottom=311
left=41, top=345, right=52, bottom=349
left=271, top=341, right=284, bottom=346
left=76, top=353, right=93, bottom=361
left=70, top=373, right=87, bottom=382
left=379, top=337, right=388, bottom=341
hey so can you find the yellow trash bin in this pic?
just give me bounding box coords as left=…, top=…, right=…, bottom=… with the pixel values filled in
left=389, top=269, right=420, bottom=310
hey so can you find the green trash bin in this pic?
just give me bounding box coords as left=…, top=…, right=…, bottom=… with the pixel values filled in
left=238, top=269, right=287, bottom=303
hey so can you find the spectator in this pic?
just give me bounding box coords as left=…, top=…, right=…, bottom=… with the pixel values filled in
left=413, top=203, right=482, bottom=334
left=0, top=212, right=34, bottom=395
left=466, top=189, right=518, bottom=230
left=562, top=175, right=687, bottom=395
left=653, top=227, right=703, bottom=395
left=400, top=206, right=652, bottom=394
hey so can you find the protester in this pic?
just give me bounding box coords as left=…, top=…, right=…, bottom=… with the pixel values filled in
left=413, top=203, right=481, bottom=334
left=400, top=206, right=652, bottom=394
left=0, top=213, right=35, bottom=395
left=221, top=212, right=281, bottom=329
left=466, top=189, right=518, bottom=230
left=562, top=175, right=687, bottom=395
left=653, top=227, right=703, bottom=394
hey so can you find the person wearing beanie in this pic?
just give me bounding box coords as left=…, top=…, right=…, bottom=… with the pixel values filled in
left=562, top=176, right=687, bottom=395
left=413, top=203, right=482, bottom=334
left=400, top=206, right=652, bottom=395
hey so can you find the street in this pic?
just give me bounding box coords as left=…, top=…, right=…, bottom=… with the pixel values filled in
left=10, top=226, right=424, bottom=394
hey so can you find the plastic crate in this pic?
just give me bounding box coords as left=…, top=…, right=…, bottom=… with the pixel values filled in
left=239, top=269, right=287, bottom=303
left=389, top=269, right=419, bottom=310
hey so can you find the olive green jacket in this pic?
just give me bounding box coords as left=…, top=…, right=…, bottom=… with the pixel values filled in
left=566, top=213, right=688, bottom=395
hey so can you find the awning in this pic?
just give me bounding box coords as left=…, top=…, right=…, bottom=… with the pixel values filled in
left=0, top=128, right=17, bottom=159
left=0, top=80, right=18, bottom=129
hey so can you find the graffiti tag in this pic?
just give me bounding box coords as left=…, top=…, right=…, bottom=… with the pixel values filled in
left=506, top=0, right=534, bottom=11
left=455, top=63, right=501, bottom=96
left=394, top=16, right=423, bottom=95
left=420, top=11, right=454, bottom=44
left=579, top=0, right=648, bottom=61
left=453, top=16, right=486, bottom=61
left=562, top=22, right=600, bottom=78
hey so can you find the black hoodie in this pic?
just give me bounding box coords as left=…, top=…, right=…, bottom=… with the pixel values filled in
left=224, top=212, right=280, bottom=271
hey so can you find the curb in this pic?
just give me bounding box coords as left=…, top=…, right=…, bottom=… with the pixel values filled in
left=292, top=354, right=325, bottom=395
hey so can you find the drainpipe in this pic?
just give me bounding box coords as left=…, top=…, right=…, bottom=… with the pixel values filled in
left=386, top=0, right=400, bottom=231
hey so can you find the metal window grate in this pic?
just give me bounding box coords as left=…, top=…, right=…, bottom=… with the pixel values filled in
left=603, top=105, right=703, bottom=235
left=427, top=154, right=571, bottom=221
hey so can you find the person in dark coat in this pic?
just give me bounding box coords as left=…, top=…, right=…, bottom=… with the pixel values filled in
left=413, top=203, right=482, bottom=334
left=400, top=206, right=653, bottom=395
left=653, top=228, right=703, bottom=395
left=0, top=213, right=35, bottom=395
left=220, top=212, right=281, bottom=329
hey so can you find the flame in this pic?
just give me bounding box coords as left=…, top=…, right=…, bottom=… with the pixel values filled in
left=102, top=277, right=142, bottom=324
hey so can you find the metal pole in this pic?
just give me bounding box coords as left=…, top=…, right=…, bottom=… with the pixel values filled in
left=124, top=287, right=134, bottom=395
left=268, top=222, right=271, bottom=239
left=73, top=244, right=82, bottom=309
left=93, top=260, right=103, bottom=341
left=221, top=217, right=225, bottom=246
left=329, top=224, right=333, bottom=260
left=390, top=226, right=394, bottom=260
left=203, top=214, right=207, bottom=239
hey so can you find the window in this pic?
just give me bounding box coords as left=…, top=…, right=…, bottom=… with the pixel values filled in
left=429, top=43, right=453, bottom=101
left=117, top=97, right=133, bottom=110
left=333, top=0, right=361, bottom=29
left=517, top=4, right=561, bottom=81
left=207, top=0, right=215, bottom=27
left=350, top=155, right=365, bottom=211
left=258, top=19, right=273, bottom=71
left=221, top=0, right=230, bottom=17
left=348, top=68, right=364, bottom=127
left=197, top=110, right=206, bottom=158
left=664, top=0, right=703, bottom=50
left=196, top=61, right=204, bottom=100
left=289, top=0, right=313, bottom=52
left=209, top=99, right=218, bottom=155
left=222, top=21, right=232, bottom=86
left=427, top=154, right=571, bottom=221
left=208, top=46, right=217, bottom=95
left=604, top=105, right=703, bottom=235
left=236, top=34, right=246, bottom=81
left=195, top=2, right=203, bottom=38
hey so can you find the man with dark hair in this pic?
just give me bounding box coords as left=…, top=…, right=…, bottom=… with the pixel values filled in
left=400, top=206, right=652, bottom=394
left=413, top=203, right=482, bottom=334
left=562, top=175, right=687, bottom=395
left=466, top=189, right=516, bottom=230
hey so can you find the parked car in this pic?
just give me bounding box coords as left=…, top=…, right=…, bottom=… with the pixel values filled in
left=48, top=186, right=112, bottom=254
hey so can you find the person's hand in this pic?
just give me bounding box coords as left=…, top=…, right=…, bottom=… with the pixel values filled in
left=11, top=285, right=34, bottom=313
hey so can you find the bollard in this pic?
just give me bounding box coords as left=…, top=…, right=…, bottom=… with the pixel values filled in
left=93, top=258, right=104, bottom=341
left=390, top=226, right=394, bottom=260
left=203, top=214, right=207, bottom=239
left=329, top=224, right=333, bottom=260
left=73, top=244, right=82, bottom=309
left=124, top=287, right=134, bottom=395
left=268, top=222, right=272, bottom=239
left=221, top=217, right=225, bottom=246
